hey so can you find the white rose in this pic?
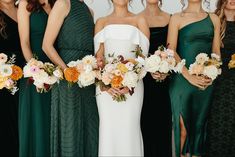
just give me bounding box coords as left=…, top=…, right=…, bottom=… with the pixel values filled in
left=135, top=56, right=145, bottom=67
left=101, top=72, right=112, bottom=85
left=0, top=64, right=13, bottom=77
left=45, top=76, right=57, bottom=85
left=82, top=55, right=97, bottom=68
left=104, top=64, right=115, bottom=73
left=23, top=65, right=32, bottom=78
left=53, top=69, right=63, bottom=79
left=196, top=53, right=209, bottom=65
left=67, top=61, right=78, bottom=67
left=173, top=59, right=186, bottom=73
left=78, top=72, right=96, bottom=87
left=122, top=71, right=138, bottom=89
left=33, top=70, right=49, bottom=84
left=33, top=80, right=44, bottom=88
left=159, top=60, right=170, bottom=73
left=203, top=65, right=219, bottom=80
left=0, top=53, right=8, bottom=64
left=145, top=55, right=161, bottom=73
left=125, top=62, right=135, bottom=71
left=84, top=64, right=93, bottom=73
left=166, top=49, right=174, bottom=57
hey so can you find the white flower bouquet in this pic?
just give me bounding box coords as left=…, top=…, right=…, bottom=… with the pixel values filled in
left=64, top=55, right=98, bottom=87
left=189, top=53, right=222, bottom=81
left=0, top=53, right=23, bottom=94
left=96, top=54, right=146, bottom=102
left=23, top=58, right=63, bottom=93
left=145, top=45, right=185, bottom=81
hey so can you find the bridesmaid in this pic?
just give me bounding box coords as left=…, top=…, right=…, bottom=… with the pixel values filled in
left=206, top=0, right=235, bottom=156
left=167, top=0, right=221, bottom=157
left=0, top=0, right=23, bottom=155
left=17, top=0, right=54, bottom=156
left=42, top=0, right=99, bottom=156
left=139, top=0, right=172, bottom=157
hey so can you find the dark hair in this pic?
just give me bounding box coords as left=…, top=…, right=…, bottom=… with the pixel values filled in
left=26, top=0, right=56, bottom=12
left=0, top=11, right=7, bottom=38
left=141, top=0, right=163, bottom=7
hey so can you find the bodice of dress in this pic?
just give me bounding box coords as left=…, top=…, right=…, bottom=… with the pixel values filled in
left=149, top=25, right=168, bottom=55
left=177, top=15, right=214, bottom=67
left=57, top=0, right=94, bottom=52
left=94, top=24, right=149, bottom=59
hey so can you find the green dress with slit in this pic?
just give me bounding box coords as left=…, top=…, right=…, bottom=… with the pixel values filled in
left=170, top=15, right=214, bottom=157
left=19, top=9, right=51, bottom=157
left=50, top=1, right=99, bottom=156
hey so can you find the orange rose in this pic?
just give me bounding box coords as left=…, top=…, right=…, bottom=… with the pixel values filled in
left=232, top=54, right=235, bottom=61
left=10, top=65, right=23, bottom=81
left=64, top=67, right=79, bottom=83
left=111, top=75, right=123, bottom=88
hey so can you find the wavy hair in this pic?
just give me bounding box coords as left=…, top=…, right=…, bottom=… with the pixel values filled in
left=0, top=11, right=7, bottom=39
left=26, top=0, right=56, bottom=12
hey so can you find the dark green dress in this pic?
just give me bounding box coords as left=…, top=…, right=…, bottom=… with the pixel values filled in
left=19, top=9, right=51, bottom=157
left=170, top=15, right=214, bottom=157
left=50, top=1, right=99, bottom=156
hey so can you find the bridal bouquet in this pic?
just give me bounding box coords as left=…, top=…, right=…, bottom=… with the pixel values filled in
left=189, top=53, right=222, bottom=81
left=228, top=54, right=235, bottom=69
left=23, top=58, right=63, bottom=93
left=64, top=55, right=98, bottom=87
left=0, top=53, right=23, bottom=94
left=145, top=45, right=185, bottom=81
left=96, top=54, right=146, bottom=102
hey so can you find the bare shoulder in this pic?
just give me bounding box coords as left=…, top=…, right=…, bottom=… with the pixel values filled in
left=169, top=12, right=182, bottom=26
left=95, top=17, right=107, bottom=34
left=208, top=13, right=220, bottom=26
left=18, top=0, right=28, bottom=9
left=135, top=14, right=148, bottom=26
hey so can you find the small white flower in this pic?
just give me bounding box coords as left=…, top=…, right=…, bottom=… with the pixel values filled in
left=53, top=69, right=63, bottom=79
left=145, top=55, right=161, bottom=73
left=0, top=53, right=8, bottom=64
left=23, top=65, right=32, bottom=78
left=174, top=59, right=186, bottom=73
left=122, top=71, right=138, bottom=89
left=67, top=61, right=78, bottom=67
left=125, top=62, right=135, bottom=71
left=104, top=64, right=115, bottom=73
left=159, top=60, right=170, bottom=73
left=166, top=49, right=175, bottom=57
left=211, top=53, right=221, bottom=61
left=203, top=65, right=219, bottom=80
left=0, top=64, right=13, bottom=77
left=84, top=64, right=93, bottom=73
left=45, top=76, right=58, bottom=85
left=135, top=56, right=145, bottom=67
left=196, top=53, right=209, bottom=65
left=79, top=71, right=96, bottom=87
left=11, top=87, right=19, bottom=95
left=33, top=80, right=44, bottom=89
left=101, top=72, right=112, bottom=85
left=33, top=70, right=49, bottom=84
left=82, top=55, right=97, bottom=68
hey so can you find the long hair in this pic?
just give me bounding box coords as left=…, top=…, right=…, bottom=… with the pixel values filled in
left=141, top=0, right=163, bottom=7
left=0, top=11, right=7, bottom=39
left=215, top=0, right=232, bottom=47
left=26, top=0, right=56, bottom=12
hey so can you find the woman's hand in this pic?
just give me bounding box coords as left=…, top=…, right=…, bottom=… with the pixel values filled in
left=151, top=72, right=168, bottom=81
left=96, top=54, right=105, bottom=69
left=185, top=73, right=212, bottom=90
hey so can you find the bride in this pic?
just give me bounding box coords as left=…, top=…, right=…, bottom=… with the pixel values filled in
left=95, top=0, right=150, bottom=156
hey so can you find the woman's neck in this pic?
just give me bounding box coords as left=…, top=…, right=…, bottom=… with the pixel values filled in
left=0, top=1, right=15, bottom=11
left=225, top=9, right=235, bottom=21
left=185, top=2, right=204, bottom=13
left=113, top=5, right=130, bottom=17
left=145, top=3, right=161, bottom=16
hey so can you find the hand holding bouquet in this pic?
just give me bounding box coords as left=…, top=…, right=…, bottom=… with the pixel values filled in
left=0, top=53, right=23, bottom=94
left=96, top=54, right=146, bottom=102
left=64, top=55, right=97, bottom=87
left=189, top=53, right=222, bottom=81
left=23, top=58, right=63, bottom=93
left=145, top=45, right=185, bottom=82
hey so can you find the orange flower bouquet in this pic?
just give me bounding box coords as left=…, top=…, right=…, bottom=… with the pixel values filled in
left=0, top=53, right=23, bottom=94
left=96, top=54, right=146, bottom=102
left=64, top=55, right=98, bottom=87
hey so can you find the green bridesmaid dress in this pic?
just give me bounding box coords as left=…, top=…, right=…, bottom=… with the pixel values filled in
left=50, top=1, right=99, bottom=156
left=170, top=14, right=214, bottom=157
left=19, top=9, right=51, bottom=157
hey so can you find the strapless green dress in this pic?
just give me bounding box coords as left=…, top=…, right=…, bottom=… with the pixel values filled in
left=170, top=15, right=214, bottom=157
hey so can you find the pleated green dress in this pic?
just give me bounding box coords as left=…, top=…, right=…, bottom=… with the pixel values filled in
left=170, top=15, right=214, bottom=157
left=19, top=9, right=51, bottom=157
left=50, top=1, right=99, bottom=156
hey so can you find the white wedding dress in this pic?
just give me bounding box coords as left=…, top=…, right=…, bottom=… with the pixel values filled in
left=94, top=24, right=149, bottom=156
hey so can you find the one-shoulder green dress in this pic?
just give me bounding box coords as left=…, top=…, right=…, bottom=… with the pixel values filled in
left=19, top=9, right=51, bottom=157
left=50, top=1, right=99, bottom=156
left=170, top=15, right=214, bottom=157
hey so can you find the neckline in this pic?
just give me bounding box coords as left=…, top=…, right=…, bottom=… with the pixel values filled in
left=150, top=24, right=168, bottom=29
left=100, top=24, right=149, bottom=41
left=179, top=14, right=210, bottom=31
left=1, top=11, right=17, bottom=24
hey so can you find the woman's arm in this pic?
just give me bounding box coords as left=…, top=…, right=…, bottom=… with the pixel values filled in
left=42, top=0, right=70, bottom=70
left=137, top=15, right=150, bottom=39
left=210, top=13, right=221, bottom=57
left=17, top=0, right=32, bottom=62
